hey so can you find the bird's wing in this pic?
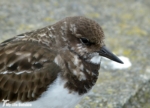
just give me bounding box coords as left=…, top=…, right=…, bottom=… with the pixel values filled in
left=1, top=31, right=34, bottom=46
left=0, top=40, right=61, bottom=102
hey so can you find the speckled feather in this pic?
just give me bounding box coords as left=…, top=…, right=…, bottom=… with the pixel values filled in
left=0, top=41, right=60, bottom=102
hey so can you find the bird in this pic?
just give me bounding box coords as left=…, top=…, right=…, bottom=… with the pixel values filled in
left=0, top=16, right=123, bottom=108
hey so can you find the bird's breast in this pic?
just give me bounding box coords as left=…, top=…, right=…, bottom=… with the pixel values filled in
left=54, top=53, right=100, bottom=95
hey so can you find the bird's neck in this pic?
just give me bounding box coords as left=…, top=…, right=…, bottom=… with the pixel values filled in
left=56, top=52, right=100, bottom=95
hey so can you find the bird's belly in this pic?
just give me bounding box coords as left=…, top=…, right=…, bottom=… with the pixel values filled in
left=30, top=76, right=84, bottom=108
left=0, top=76, right=83, bottom=108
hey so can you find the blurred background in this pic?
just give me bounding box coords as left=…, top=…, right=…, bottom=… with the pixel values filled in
left=0, top=0, right=150, bottom=108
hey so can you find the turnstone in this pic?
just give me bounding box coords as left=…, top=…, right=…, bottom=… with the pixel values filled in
left=0, top=16, right=123, bottom=108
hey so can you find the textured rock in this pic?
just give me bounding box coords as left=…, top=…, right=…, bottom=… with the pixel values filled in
left=0, top=0, right=150, bottom=108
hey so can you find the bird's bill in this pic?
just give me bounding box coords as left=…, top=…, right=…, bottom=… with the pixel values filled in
left=98, top=46, right=124, bottom=64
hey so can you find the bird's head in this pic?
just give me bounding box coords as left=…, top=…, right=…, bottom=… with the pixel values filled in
left=56, top=16, right=123, bottom=65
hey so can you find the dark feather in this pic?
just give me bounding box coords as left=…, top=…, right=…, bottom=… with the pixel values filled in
left=0, top=41, right=60, bottom=102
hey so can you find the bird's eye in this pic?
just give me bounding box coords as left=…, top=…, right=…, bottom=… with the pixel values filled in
left=80, top=38, right=90, bottom=44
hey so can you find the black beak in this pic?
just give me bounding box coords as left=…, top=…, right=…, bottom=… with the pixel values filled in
left=98, top=46, right=123, bottom=64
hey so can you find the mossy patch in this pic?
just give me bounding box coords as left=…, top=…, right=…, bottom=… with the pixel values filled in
left=126, top=26, right=147, bottom=36
left=17, top=24, right=35, bottom=32
left=43, top=17, right=56, bottom=22
left=86, top=12, right=100, bottom=18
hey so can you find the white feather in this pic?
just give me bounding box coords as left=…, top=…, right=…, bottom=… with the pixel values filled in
left=0, top=76, right=83, bottom=108
left=90, top=55, right=102, bottom=64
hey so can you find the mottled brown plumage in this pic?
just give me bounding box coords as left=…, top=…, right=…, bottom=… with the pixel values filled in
left=0, top=16, right=123, bottom=107
left=0, top=41, right=60, bottom=102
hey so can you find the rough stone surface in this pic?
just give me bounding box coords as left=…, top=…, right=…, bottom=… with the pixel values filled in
left=0, top=0, right=150, bottom=108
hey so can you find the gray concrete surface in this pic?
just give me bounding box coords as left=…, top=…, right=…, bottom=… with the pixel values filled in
left=0, top=0, right=150, bottom=108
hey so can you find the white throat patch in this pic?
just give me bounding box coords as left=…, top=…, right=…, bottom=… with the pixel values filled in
left=90, top=53, right=102, bottom=64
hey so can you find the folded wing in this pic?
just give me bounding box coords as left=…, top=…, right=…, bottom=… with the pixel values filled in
left=0, top=41, right=60, bottom=102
